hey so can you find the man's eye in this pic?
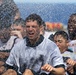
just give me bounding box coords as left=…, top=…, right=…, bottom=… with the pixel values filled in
left=58, top=41, right=62, bottom=43
left=12, top=29, right=16, bottom=30
left=16, top=29, right=20, bottom=31
left=26, top=26, right=30, bottom=28
left=32, top=26, right=36, bottom=28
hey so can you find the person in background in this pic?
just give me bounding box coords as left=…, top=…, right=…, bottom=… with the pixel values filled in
left=53, top=30, right=76, bottom=75
left=67, top=13, right=76, bottom=74
left=67, top=13, right=76, bottom=55
left=3, top=13, right=65, bottom=75
left=67, top=13, right=76, bottom=40
left=0, top=18, right=25, bottom=51
left=0, top=18, right=25, bottom=74
left=11, top=18, right=26, bottom=39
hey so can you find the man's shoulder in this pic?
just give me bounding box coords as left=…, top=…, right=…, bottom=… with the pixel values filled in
left=43, top=38, right=57, bottom=50
left=11, top=39, right=26, bottom=52
left=69, top=40, right=76, bottom=44
left=44, top=37, right=56, bottom=45
left=15, top=39, right=25, bottom=46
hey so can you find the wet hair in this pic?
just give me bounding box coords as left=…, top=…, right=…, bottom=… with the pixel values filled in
left=69, top=13, right=76, bottom=18
left=25, top=13, right=43, bottom=26
left=54, top=31, right=69, bottom=40
left=68, top=13, right=76, bottom=24
left=13, top=18, right=25, bottom=27
left=42, top=21, right=46, bottom=29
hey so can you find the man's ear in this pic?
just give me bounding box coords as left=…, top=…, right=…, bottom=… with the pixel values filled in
left=67, top=41, right=70, bottom=46
left=40, top=25, right=44, bottom=30
left=40, top=25, right=44, bottom=35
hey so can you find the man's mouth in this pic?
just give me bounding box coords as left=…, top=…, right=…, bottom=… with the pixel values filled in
left=28, top=32, right=34, bottom=36
left=69, top=28, right=73, bottom=31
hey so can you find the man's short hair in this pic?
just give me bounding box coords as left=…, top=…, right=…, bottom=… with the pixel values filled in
left=54, top=31, right=69, bottom=40
left=13, top=18, right=25, bottom=27
left=25, top=13, right=43, bottom=26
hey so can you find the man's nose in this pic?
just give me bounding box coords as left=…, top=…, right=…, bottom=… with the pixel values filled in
left=29, top=27, right=33, bottom=30
left=56, top=42, right=60, bottom=46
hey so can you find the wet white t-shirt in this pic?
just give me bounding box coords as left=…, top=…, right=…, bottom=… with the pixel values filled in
left=68, top=40, right=76, bottom=61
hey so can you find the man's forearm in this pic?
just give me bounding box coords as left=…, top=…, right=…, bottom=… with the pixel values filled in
left=50, top=67, right=65, bottom=75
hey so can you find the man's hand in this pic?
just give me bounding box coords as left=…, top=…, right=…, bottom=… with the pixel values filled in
left=67, top=65, right=74, bottom=74
left=66, top=59, right=76, bottom=74
left=11, top=30, right=23, bottom=39
left=41, top=64, right=55, bottom=72
left=41, top=64, right=65, bottom=75
left=66, top=58, right=76, bottom=66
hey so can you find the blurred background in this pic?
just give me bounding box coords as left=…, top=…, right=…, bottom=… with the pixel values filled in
left=13, top=0, right=76, bottom=31
left=1, top=0, right=76, bottom=37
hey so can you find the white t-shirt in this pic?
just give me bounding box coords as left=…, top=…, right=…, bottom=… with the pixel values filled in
left=6, top=37, right=64, bottom=74
left=0, top=36, right=22, bottom=51
left=68, top=40, right=76, bottom=61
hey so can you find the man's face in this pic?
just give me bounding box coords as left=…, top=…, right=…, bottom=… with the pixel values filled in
left=54, top=35, right=68, bottom=53
left=68, top=16, right=76, bottom=39
left=11, top=24, right=24, bottom=33
left=25, top=20, right=41, bottom=41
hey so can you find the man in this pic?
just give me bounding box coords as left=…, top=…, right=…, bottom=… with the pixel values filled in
left=67, top=13, right=76, bottom=56
left=5, top=14, right=65, bottom=75
left=67, top=13, right=76, bottom=74
left=53, top=30, right=76, bottom=75
left=0, top=18, right=25, bottom=51
left=67, top=13, right=76, bottom=40
left=0, top=18, right=25, bottom=75
left=11, top=18, right=26, bottom=39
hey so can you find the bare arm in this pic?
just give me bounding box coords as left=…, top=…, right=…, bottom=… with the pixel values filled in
left=41, top=64, right=65, bottom=75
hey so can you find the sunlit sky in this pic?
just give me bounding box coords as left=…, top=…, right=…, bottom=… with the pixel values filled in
left=14, top=0, right=76, bottom=3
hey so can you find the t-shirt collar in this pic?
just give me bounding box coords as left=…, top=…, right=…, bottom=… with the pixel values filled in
left=26, top=35, right=44, bottom=47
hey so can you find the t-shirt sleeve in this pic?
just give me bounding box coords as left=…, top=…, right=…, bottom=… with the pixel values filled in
left=50, top=47, right=64, bottom=67
left=6, top=44, right=20, bottom=67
